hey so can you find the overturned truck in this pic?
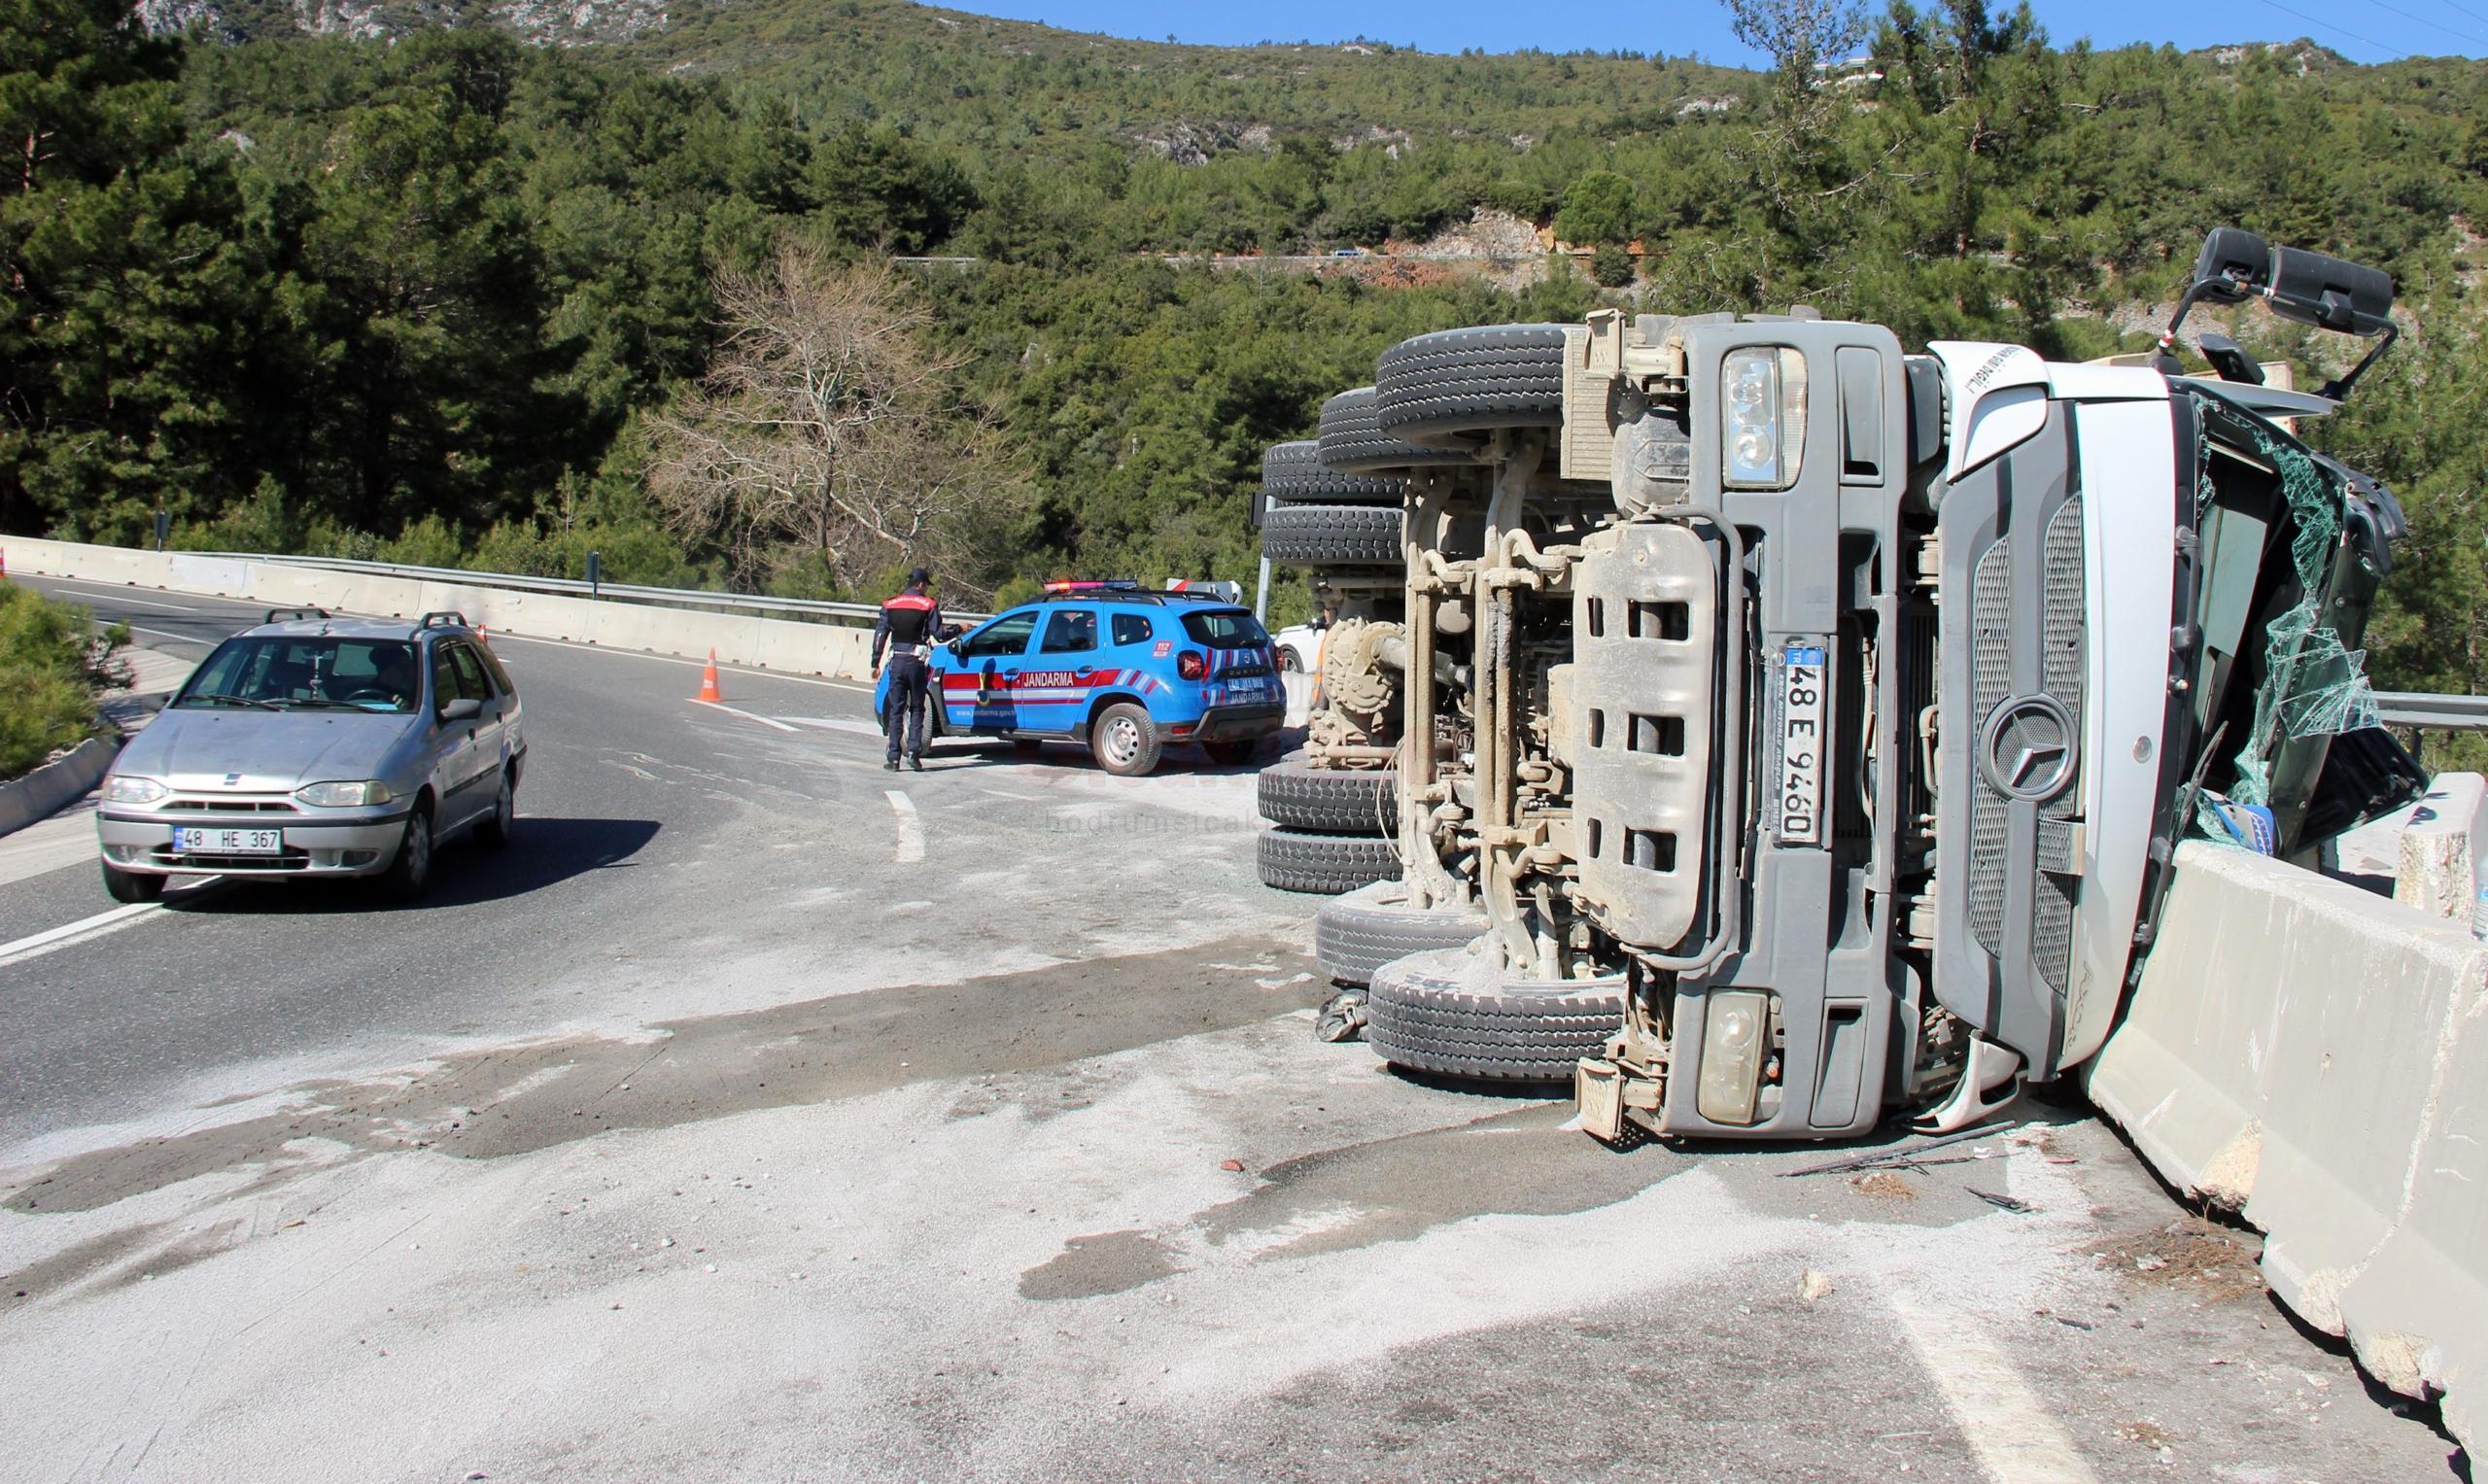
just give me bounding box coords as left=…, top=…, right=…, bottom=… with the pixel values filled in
left=1278, top=229, right=2425, bottom=1142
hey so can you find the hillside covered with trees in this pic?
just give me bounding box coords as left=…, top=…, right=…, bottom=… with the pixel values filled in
left=4, top=0, right=2484, bottom=679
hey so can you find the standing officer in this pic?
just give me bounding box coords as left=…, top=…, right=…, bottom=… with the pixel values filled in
left=872, top=567, right=943, bottom=772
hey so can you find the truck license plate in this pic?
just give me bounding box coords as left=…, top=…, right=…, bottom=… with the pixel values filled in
left=1779, top=644, right=1826, bottom=846
left=172, top=827, right=282, bottom=855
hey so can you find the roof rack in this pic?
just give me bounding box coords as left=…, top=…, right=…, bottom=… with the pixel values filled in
left=263, top=607, right=329, bottom=625
left=417, top=610, right=471, bottom=630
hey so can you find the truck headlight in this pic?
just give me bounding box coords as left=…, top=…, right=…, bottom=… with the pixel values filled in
left=1694, top=988, right=1773, bottom=1125
left=294, top=779, right=393, bottom=808
left=1722, top=348, right=1808, bottom=490
left=100, top=775, right=167, bottom=805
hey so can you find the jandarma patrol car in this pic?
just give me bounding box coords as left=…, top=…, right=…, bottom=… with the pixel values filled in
left=872, top=581, right=1285, bottom=775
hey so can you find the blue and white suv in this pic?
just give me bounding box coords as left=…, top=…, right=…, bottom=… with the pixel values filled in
left=873, top=581, right=1284, bottom=775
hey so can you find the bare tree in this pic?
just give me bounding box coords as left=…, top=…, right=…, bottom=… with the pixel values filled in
left=647, top=242, right=1025, bottom=600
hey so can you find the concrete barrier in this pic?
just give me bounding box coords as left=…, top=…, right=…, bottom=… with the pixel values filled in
left=0, top=737, right=119, bottom=840
left=1, top=537, right=871, bottom=681
left=2086, top=841, right=2486, bottom=1452
left=2393, top=772, right=2487, bottom=925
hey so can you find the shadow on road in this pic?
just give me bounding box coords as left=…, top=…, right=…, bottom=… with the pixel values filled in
left=162, top=815, right=662, bottom=915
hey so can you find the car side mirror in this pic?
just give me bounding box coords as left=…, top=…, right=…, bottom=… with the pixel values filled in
left=439, top=697, right=483, bottom=723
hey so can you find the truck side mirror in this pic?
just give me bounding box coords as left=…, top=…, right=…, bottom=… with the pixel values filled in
left=2264, top=246, right=2394, bottom=336
left=2187, top=227, right=2270, bottom=304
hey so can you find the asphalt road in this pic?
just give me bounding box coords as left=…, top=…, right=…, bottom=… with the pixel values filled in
left=0, top=575, right=1290, bottom=1152
left=0, top=573, right=2469, bottom=1483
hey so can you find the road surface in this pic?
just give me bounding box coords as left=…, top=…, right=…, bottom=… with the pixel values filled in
left=0, top=574, right=2464, bottom=1482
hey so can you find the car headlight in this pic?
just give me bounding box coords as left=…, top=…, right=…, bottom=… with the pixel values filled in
left=294, top=779, right=393, bottom=808
left=100, top=775, right=167, bottom=806
left=1721, top=347, right=1808, bottom=490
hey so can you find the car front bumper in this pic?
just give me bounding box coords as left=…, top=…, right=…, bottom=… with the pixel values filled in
left=96, top=809, right=413, bottom=878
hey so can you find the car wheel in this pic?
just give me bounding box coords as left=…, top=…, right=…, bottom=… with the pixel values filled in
left=1375, top=324, right=1571, bottom=447
left=474, top=770, right=516, bottom=849
left=377, top=805, right=434, bottom=904
left=100, top=859, right=163, bottom=904
left=1202, top=739, right=1260, bottom=766
left=1276, top=646, right=1301, bottom=673
left=1318, top=386, right=1484, bottom=472
left=1261, top=503, right=1401, bottom=566
left=1089, top=703, right=1162, bottom=777
left=1260, top=439, right=1404, bottom=505
left=1257, top=827, right=1400, bottom=894
left=1365, top=944, right=1626, bottom=1083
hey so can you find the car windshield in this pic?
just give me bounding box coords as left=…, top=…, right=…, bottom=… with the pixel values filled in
left=1180, top=609, right=1269, bottom=647
left=179, top=637, right=422, bottom=713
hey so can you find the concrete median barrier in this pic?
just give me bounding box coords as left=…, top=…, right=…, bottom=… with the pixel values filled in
left=2, top=537, right=871, bottom=680
left=2086, top=840, right=2486, bottom=1451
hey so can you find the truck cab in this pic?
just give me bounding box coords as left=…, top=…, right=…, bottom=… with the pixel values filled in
left=1339, top=230, right=2422, bottom=1141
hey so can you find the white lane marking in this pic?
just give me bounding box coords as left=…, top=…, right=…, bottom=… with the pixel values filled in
left=692, top=699, right=798, bottom=733
left=483, top=631, right=872, bottom=692
left=0, top=881, right=223, bottom=970
left=777, top=715, right=884, bottom=738
left=1888, top=1294, right=2098, bottom=1484
left=34, top=580, right=203, bottom=612
left=126, top=623, right=212, bottom=645
left=883, top=790, right=926, bottom=864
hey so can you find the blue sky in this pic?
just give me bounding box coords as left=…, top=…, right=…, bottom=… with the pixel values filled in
left=945, top=0, right=2488, bottom=67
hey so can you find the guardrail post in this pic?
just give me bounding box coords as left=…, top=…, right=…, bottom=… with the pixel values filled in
left=585, top=550, right=601, bottom=597
left=153, top=509, right=168, bottom=552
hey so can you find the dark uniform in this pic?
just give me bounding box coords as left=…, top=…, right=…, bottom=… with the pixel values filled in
left=873, top=576, right=943, bottom=769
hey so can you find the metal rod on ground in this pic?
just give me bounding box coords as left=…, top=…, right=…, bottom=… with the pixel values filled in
left=1777, top=1122, right=2016, bottom=1178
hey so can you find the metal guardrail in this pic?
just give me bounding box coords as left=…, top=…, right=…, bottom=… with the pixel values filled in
left=2375, top=692, right=2488, bottom=732
left=202, top=553, right=994, bottom=627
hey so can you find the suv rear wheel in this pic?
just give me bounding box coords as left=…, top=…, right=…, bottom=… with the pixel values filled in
left=1089, top=703, right=1162, bottom=777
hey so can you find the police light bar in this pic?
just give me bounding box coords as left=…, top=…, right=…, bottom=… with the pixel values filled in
left=1042, top=579, right=1142, bottom=593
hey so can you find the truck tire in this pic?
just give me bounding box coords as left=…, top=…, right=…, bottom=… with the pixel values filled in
left=1261, top=439, right=1403, bottom=504
left=1315, top=883, right=1490, bottom=987
left=1317, top=387, right=1483, bottom=473
left=1365, top=945, right=1625, bottom=1082
left=1375, top=324, right=1570, bottom=447
left=1257, top=752, right=1398, bottom=834
left=1257, top=827, right=1401, bottom=894
left=1261, top=503, right=1401, bottom=566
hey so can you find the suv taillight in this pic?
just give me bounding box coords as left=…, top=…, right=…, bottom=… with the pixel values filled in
left=1177, top=651, right=1206, bottom=680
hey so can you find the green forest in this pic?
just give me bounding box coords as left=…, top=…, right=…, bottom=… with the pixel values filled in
left=4, top=0, right=2485, bottom=685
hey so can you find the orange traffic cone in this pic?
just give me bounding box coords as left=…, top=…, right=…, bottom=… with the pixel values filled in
left=696, top=649, right=723, bottom=704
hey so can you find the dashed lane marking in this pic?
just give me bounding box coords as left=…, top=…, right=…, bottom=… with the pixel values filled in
left=0, top=880, right=226, bottom=970
left=692, top=700, right=799, bottom=733
left=883, top=790, right=926, bottom=864
left=484, top=631, right=872, bottom=692
left=28, top=580, right=204, bottom=612
left=126, top=623, right=216, bottom=646
left=1888, top=1294, right=2098, bottom=1484
left=777, top=715, right=883, bottom=739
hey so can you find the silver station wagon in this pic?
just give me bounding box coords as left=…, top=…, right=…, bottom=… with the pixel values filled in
left=94, top=609, right=527, bottom=904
